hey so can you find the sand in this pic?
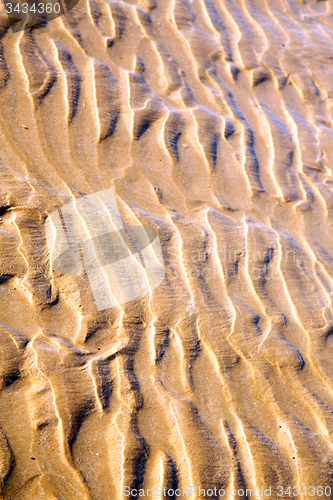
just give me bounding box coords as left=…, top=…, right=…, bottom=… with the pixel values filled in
left=0, top=0, right=333, bottom=498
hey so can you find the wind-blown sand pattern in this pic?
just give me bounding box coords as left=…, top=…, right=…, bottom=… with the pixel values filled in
left=0, top=0, right=333, bottom=498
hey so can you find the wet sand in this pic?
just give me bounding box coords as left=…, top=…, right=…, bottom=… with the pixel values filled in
left=0, top=0, right=333, bottom=498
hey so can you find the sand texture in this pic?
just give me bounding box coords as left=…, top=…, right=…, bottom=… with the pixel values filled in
left=0, top=0, right=333, bottom=498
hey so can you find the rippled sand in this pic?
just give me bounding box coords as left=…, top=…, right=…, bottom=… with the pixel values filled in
left=0, top=0, right=333, bottom=498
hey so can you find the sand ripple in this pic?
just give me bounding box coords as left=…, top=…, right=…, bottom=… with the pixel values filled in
left=0, top=0, right=333, bottom=498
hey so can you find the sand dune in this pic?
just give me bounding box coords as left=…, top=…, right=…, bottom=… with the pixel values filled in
left=0, top=0, right=333, bottom=498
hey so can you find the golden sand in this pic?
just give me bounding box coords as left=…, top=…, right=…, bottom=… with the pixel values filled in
left=0, top=0, right=333, bottom=498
